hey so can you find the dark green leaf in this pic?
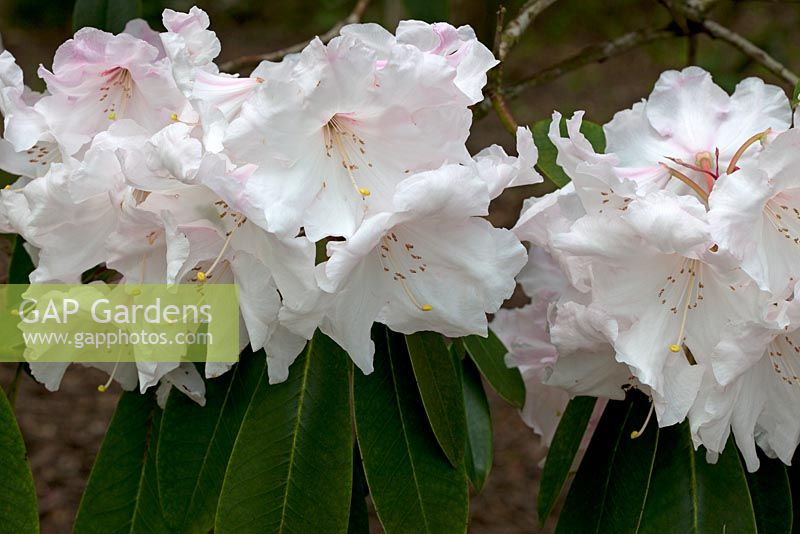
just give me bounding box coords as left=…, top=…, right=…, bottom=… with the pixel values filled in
left=72, top=0, right=143, bottom=33
left=74, top=391, right=169, bottom=533
left=347, top=449, right=370, bottom=534
left=461, top=356, right=492, bottom=493
left=9, top=236, right=35, bottom=284
left=639, top=422, right=756, bottom=533
left=354, top=326, right=468, bottom=533
left=556, top=393, right=657, bottom=533
left=0, top=387, right=38, bottom=533
left=405, top=332, right=466, bottom=467
left=538, top=396, right=596, bottom=524
left=401, top=0, right=449, bottom=22
left=215, top=333, right=352, bottom=533
left=156, top=353, right=265, bottom=533
left=745, top=452, right=792, bottom=533
left=463, top=330, right=525, bottom=409
left=532, top=117, right=606, bottom=188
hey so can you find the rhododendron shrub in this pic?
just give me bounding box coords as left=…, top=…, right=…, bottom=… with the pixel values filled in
left=1, top=1, right=799, bottom=532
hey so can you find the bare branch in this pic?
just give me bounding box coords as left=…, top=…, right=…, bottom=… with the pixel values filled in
left=700, top=19, right=799, bottom=86
left=219, top=0, right=371, bottom=73
left=498, top=0, right=558, bottom=60
left=505, top=27, right=676, bottom=100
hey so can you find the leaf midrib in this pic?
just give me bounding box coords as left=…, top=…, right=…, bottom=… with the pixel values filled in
left=389, top=332, right=432, bottom=532
left=277, top=338, right=315, bottom=533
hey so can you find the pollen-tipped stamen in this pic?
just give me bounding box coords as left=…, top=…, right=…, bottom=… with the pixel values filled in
left=630, top=399, right=655, bottom=439
left=97, top=358, right=121, bottom=393
left=726, top=128, right=771, bottom=174
left=197, top=230, right=235, bottom=283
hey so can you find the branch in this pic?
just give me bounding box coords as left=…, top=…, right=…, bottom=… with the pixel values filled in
left=505, top=26, right=677, bottom=100
left=498, top=0, right=558, bottom=60
left=700, top=19, right=799, bottom=86
left=219, top=0, right=371, bottom=73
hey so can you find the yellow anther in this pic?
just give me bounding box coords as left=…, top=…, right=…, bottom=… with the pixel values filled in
left=97, top=385, right=107, bottom=393
left=131, top=288, right=141, bottom=296
left=421, top=304, right=433, bottom=312
left=669, top=344, right=681, bottom=353
left=196, top=271, right=207, bottom=282
left=358, top=187, right=371, bottom=197
left=630, top=430, right=640, bottom=439
left=107, top=111, right=117, bottom=121
left=3, top=185, right=10, bottom=190
left=170, top=113, right=179, bottom=121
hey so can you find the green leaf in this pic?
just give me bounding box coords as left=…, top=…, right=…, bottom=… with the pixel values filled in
left=9, top=236, right=35, bottom=284
left=405, top=331, right=466, bottom=467
left=744, top=453, right=791, bottom=533
left=639, top=422, right=756, bottom=533
left=0, top=387, right=38, bottom=533
left=72, top=0, right=143, bottom=33
left=532, top=117, right=606, bottom=188
left=354, top=326, right=468, bottom=533
left=538, top=396, right=596, bottom=524
left=401, top=0, right=449, bottom=22
left=215, top=333, right=353, bottom=533
left=556, top=393, right=658, bottom=533
left=74, top=391, right=170, bottom=533
left=463, top=330, right=525, bottom=409
left=461, top=356, right=492, bottom=493
left=156, top=353, right=265, bottom=533
left=347, top=450, right=370, bottom=534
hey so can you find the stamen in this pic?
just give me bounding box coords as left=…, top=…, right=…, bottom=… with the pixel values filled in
left=170, top=113, right=179, bottom=121
left=97, top=359, right=121, bottom=393
left=197, top=229, right=235, bottom=282
left=630, top=399, right=655, bottom=439
left=378, top=236, right=432, bottom=312
left=107, top=111, right=117, bottom=121
left=661, top=164, right=709, bottom=202
left=726, top=128, right=770, bottom=174
left=327, top=119, right=371, bottom=199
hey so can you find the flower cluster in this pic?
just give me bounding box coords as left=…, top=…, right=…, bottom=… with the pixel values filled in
left=0, top=8, right=535, bottom=403
left=499, top=66, right=800, bottom=470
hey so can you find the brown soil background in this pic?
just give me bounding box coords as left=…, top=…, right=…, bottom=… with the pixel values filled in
left=1, top=0, right=799, bottom=531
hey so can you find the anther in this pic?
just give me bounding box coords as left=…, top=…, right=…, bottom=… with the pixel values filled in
left=358, top=187, right=371, bottom=197
left=669, top=344, right=681, bottom=353
left=170, top=113, right=179, bottom=121
left=421, top=304, right=433, bottom=311
left=196, top=271, right=207, bottom=282
left=107, top=111, right=117, bottom=121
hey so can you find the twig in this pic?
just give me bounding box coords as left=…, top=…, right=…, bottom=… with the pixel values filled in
left=219, top=0, right=371, bottom=73
left=700, top=19, right=799, bottom=86
left=488, top=6, right=519, bottom=136
left=498, top=0, right=558, bottom=60
left=6, top=363, right=23, bottom=411
left=504, top=27, right=676, bottom=101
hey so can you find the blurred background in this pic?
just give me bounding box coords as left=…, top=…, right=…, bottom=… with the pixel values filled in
left=1, top=0, right=799, bottom=531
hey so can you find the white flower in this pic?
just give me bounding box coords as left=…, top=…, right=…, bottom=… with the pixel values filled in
left=283, top=163, right=526, bottom=373
left=709, top=128, right=800, bottom=294
left=549, top=68, right=791, bottom=200
left=217, top=31, right=479, bottom=240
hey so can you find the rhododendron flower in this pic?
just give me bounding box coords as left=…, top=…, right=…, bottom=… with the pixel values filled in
left=283, top=162, right=527, bottom=372
left=549, top=68, right=791, bottom=200
left=218, top=31, right=483, bottom=240
left=36, top=24, right=187, bottom=153
left=709, top=128, right=800, bottom=294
